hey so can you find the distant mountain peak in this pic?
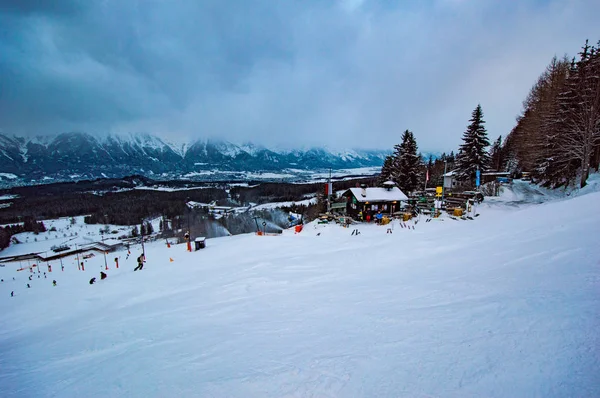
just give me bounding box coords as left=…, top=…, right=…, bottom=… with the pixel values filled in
left=0, top=132, right=391, bottom=187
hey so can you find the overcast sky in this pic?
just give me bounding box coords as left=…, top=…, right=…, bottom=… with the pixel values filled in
left=0, top=0, right=598, bottom=151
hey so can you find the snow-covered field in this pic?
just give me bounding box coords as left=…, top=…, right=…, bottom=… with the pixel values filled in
left=178, top=167, right=379, bottom=182
left=0, top=194, right=19, bottom=201
left=0, top=181, right=599, bottom=397
left=251, top=197, right=318, bottom=211
left=0, top=216, right=161, bottom=258
left=0, top=173, right=18, bottom=180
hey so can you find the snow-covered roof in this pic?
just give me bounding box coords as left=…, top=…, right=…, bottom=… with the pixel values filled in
left=443, top=170, right=457, bottom=177
left=482, top=171, right=510, bottom=176
left=382, top=181, right=396, bottom=186
left=346, top=187, right=408, bottom=203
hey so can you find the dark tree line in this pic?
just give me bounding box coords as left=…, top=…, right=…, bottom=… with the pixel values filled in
left=231, top=182, right=323, bottom=205
left=0, top=188, right=227, bottom=226
left=231, top=177, right=377, bottom=207
left=0, top=217, right=47, bottom=250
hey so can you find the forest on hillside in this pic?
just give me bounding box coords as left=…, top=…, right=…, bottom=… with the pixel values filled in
left=378, top=38, right=599, bottom=194
left=0, top=175, right=378, bottom=249
left=502, top=40, right=600, bottom=188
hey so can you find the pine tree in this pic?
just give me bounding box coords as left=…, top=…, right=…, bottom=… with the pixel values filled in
left=489, top=135, right=503, bottom=171
left=378, top=155, right=395, bottom=184
left=390, top=142, right=403, bottom=180
left=392, top=130, right=422, bottom=194
left=455, top=104, right=491, bottom=184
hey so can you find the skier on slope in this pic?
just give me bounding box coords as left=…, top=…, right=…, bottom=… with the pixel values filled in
left=134, top=253, right=145, bottom=271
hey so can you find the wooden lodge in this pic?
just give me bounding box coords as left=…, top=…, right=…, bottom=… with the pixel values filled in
left=342, top=182, right=408, bottom=221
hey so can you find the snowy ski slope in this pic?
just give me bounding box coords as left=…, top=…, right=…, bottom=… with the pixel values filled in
left=0, top=182, right=599, bottom=397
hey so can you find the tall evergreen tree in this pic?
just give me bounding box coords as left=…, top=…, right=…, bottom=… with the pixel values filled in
left=378, top=155, right=395, bottom=184
left=392, top=130, right=421, bottom=194
left=489, top=135, right=503, bottom=171
left=455, top=104, right=491, bottom=184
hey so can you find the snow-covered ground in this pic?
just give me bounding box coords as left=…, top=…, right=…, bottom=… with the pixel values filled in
left=251, top=197, right=318, bottom=210
left=485, top=173, right=600, bottom=208
left=0, top=194, right=19, bottom=201
left=0, top=181, right=599, bottom=397
left=0, top=173, right=18, bottom=180
left=0, top=216, right=161, bottom=258
left=178, top=167, right=381, bottom=183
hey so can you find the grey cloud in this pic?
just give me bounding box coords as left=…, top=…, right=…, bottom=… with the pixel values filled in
left=0, top=0, right=599, bottom=151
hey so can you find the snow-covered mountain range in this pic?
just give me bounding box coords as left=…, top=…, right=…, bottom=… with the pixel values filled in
left=0, top=132, right=391, bottom=186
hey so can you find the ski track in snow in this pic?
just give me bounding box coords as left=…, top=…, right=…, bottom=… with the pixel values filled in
left=0, top=184, right=599, bottom=397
